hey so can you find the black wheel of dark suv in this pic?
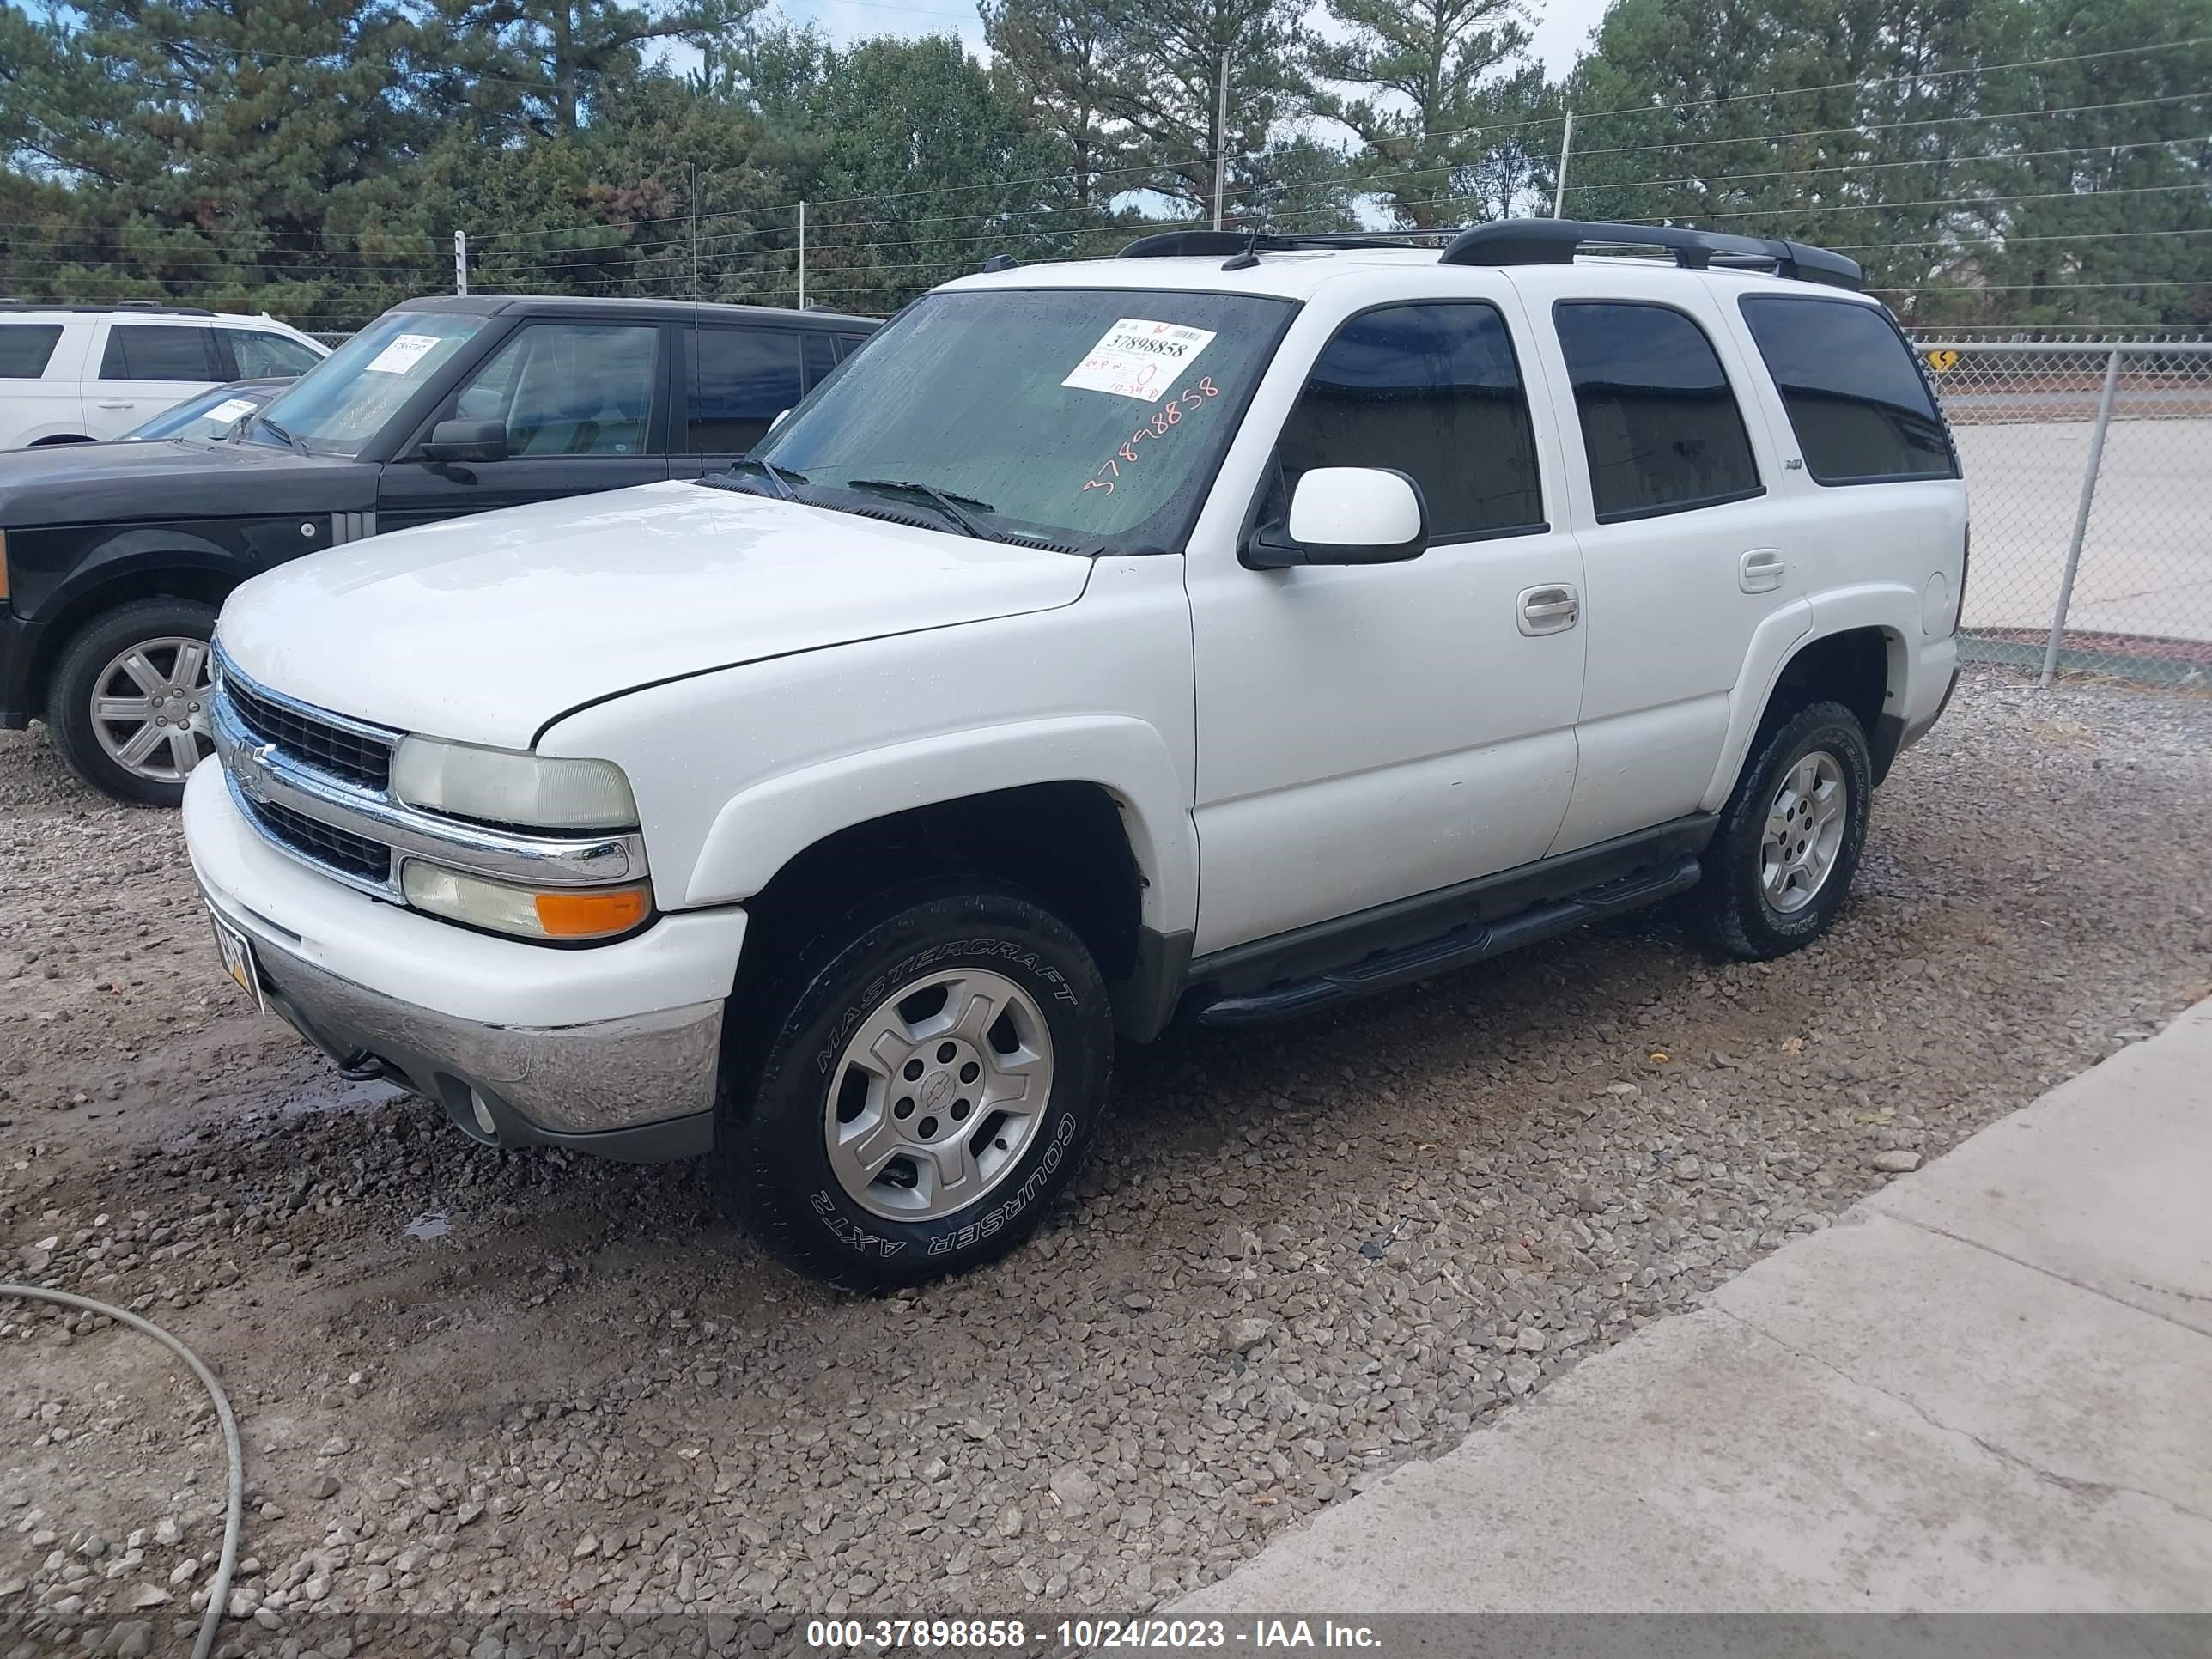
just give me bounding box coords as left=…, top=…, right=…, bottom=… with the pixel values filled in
left=46, top=598, right=220, bottom=807
left=713, top=881, right=1115, bottom=1290
left=1692, top=699, right=1875, bottom=961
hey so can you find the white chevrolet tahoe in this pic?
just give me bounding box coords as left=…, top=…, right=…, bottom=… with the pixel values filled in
left=185, top=220, right=1966, bottom=1286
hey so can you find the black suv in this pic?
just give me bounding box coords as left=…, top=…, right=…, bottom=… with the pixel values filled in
left=0, top=294, right=876, bottom=803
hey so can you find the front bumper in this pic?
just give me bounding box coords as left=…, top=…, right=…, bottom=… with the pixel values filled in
left=0, top=608, right=33, bottom=729
left=185, top=761, right=743, bottom=1161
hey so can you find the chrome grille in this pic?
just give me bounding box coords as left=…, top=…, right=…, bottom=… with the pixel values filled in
left=209, top=645, right=648, bottom=908
left=223, top=674, right=392, bottom=791
left=252, top=799, right=392, bottom=884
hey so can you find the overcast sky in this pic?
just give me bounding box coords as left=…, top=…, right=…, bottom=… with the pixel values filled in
left=767, top=0, right=1616, bottom=82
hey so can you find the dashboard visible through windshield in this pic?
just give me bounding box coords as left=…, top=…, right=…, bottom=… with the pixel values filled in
left=741, top=289, right=1296, bottom=553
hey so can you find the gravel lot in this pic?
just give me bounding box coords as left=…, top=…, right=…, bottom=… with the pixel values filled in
left=4, top=666, right=2210, bottom=1650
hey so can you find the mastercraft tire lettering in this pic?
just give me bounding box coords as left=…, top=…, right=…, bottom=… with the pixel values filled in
left=714, top=884, right=1114, bottom=1289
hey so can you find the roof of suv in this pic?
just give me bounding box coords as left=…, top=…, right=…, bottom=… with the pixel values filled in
left=0, top=301, right=292, bottom=324
left=939, top=218, right=1879, bottom=308
left=940, top=248, right=1888, bottom=308
left=397, top=294, right=879, bottom=329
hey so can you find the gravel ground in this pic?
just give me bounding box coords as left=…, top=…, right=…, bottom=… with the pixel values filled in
left=3, top=666, right=2210, bottom=1653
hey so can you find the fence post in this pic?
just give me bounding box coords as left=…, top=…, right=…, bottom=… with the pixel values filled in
left=2039, top=345, right=2124, bottom=688
left=798, top=201, right=807, bottom=310
left=453, top=230, right=467, bottom=297
left=1553, top=111, right=1575, bottom=219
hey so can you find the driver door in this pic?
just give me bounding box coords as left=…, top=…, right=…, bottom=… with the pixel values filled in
left=377, top=319, right=673, bottom=532
left=1187, top=297, right=1588, bottom=955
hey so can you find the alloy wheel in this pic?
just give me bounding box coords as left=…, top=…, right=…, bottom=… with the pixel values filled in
left=88, top=636, right=214, bottom=785
left=822, top=967, right=1054, bottom=1221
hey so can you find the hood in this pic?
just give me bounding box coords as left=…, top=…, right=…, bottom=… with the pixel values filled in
left=216, top=480, right=1096, bottom=748
left=0, top=437, right=375, bottom=526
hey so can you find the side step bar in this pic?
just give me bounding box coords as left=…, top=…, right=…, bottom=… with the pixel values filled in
left=1193, top=854, right=1702, bottom=1027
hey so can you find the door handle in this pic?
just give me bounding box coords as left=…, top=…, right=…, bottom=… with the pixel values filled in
left=1740, top=548, right=1787, bottom=593
left=96, top=400, right=137, bottom=410
left=1517, top=582, right=1580, bottom=636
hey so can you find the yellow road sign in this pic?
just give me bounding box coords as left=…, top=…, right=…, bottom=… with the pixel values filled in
left=1924, top=349, right=1960, bottom=373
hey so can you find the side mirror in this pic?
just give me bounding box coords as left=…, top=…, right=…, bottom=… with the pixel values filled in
left=1245, top=467, right=1429, bottom=569
left=422, top=419, right=507, bottom=464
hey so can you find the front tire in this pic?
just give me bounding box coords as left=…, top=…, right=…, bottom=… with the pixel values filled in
left=714, top=884, right=1115, bottom=1289
left=1692, top=699, right=1873, bottom=960
left=46, top=598, right=220, bottom=807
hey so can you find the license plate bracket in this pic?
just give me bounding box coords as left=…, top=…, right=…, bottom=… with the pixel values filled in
left=208, top=908, right=266, bottom=1016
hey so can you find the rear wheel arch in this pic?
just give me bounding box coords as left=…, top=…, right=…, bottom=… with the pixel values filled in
left=1757, top=625, right=1905, bottom=781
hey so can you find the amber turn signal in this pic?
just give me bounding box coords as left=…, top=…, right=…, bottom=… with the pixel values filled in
left=533, top=885, right=653, bottom=939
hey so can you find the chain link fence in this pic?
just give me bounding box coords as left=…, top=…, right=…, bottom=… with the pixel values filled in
left=1908, top=330, right=2212, bottom=687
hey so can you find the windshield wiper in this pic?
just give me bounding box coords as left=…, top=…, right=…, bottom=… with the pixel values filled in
left=726, top=455, right=805, bottom=499
left=252, top=415, right=303, bottom=453
left=846, top=477, right=998, bottom=540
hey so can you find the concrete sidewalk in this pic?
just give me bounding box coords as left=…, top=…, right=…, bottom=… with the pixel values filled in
left=1182, top=997, right=2212, bottom=1616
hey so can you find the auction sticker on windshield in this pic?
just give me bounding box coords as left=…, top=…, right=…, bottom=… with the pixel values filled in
left=1062, top=319, right=1217, bottom=403
left=363, top=333, right=443, bottom=375
left=204, top=398, right=258, bottom=425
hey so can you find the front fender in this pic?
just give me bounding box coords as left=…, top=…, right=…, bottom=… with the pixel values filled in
left=11, top=520, right=310, bottom=627
left=681, top=714, right=1199, bottom=937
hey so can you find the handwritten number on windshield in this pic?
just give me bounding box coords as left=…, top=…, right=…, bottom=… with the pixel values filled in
left=1081, top=377, right=1221, bottom=496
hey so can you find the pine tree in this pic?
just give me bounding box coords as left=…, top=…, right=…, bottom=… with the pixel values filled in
left=1306, top=0, right=1540, bottom=227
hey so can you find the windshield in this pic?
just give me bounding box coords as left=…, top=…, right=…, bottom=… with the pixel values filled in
left=748, top=289, right=1293, bottom=550
left=249, top=311, right=488, bottom=457
left=125, top=383, right=277, bottom=441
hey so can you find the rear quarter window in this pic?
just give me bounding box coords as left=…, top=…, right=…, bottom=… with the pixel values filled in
left=0, top=324, right=64, bottom=378
left=1738, top=296, right=1958, bottom=485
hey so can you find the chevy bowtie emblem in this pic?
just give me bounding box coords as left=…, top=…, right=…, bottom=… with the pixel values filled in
left=230, top=740, right=276, bottom=804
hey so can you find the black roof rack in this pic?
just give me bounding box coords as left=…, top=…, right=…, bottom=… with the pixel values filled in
left=0, top=300, right=220, bottom=316
left=1117, top=228, right=1448, bottom=261
left=1114, top=218, right=1860, bottom=289
left=1441, top=219, right=1861, bottom=289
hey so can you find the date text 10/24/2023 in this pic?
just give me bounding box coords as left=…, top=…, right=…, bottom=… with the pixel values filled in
left=805, top=1619, right=1383, bottom=1650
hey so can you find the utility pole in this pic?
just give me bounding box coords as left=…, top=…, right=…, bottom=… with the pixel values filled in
left=1552, top=111, right=1575, bottom=219
left=1212, top=46, right=1230, bottom=231
left=798, top=201, right=807, bottom=309
left=453, top=230, right=467, bottom=296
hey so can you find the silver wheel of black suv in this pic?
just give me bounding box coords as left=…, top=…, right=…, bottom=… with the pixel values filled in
left=46, top=598, right=221, bottom=807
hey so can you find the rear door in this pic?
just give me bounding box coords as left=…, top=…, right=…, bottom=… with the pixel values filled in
left=85, top=320, right=223, bottom=439
left=1516, top=281, right=1807, bottom=853
left=375, top=319, right=672, bottom=531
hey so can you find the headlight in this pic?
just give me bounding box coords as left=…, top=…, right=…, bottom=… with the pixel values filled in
left=402, top=862, right=652, bottom=942
left=391, top=737, right=638, bottom=830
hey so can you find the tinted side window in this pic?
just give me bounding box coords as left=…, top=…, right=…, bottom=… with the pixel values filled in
left=1553, top=302, right=1760, bottom=522
left=803, top=332, right=839, bottom=390
left=100, top=324, right=218, bottom=381
left=1276, top=302, right=1543, bottom=539
left=226, top=329, right=323, bottom=378
left=0, top=325, right=64, bottom=378
left=1739, top=297, right=1956, bottom=484
left=690, top=329, right=803, bottom=453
